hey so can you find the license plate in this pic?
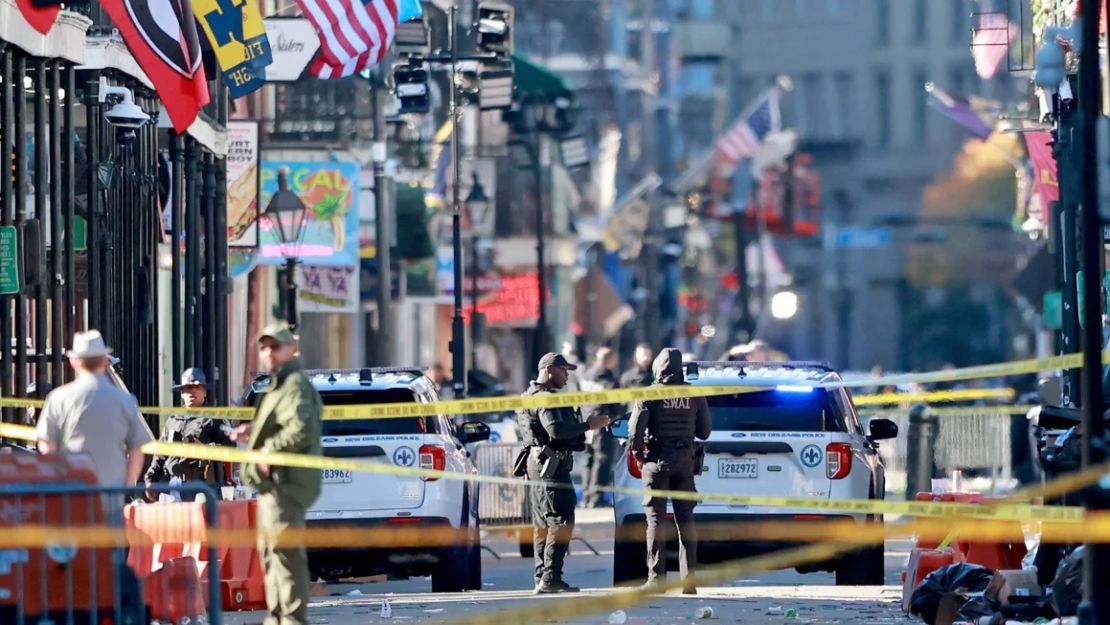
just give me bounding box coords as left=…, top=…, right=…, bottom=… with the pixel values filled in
left=322, top=469, right=352, bottom=484
left=718, top=458, right=758, bottom=479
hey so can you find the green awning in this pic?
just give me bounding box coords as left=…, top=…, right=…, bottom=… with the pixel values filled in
left=513, top=54, right=573, bottom=100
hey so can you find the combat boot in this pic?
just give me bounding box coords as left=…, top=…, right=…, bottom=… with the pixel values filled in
left=534, top=578, right=580, bottom=594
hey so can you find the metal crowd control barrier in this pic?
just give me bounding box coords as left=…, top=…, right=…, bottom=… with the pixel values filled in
left=874, top=409, right=1016, bottom=495
left=473, top=442, right=529, bottom=527
left=0, top=481, right=222, bottom=625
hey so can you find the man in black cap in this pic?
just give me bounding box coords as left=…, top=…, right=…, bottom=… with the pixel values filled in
left=517, top=352, right=611, bottom=594
left=144, top=367, right=232, bottom=501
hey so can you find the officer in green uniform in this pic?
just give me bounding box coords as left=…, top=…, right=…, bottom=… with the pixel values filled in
left=518, top=352, right=611, bottom=594
left=231, top=324, right=323, bottom=625
left=628, top=348, right=711, bottom=594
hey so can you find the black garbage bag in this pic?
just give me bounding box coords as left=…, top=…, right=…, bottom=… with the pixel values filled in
left=1050, top=546, right=1085, bottom=617
left=910, top=563, right=996, bottom=625
left=957, top=596, right=1000, bottom=623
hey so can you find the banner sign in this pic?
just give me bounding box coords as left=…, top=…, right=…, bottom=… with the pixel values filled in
left=226, top=121, right=259, bottom=247
left=298, top=264, right=359, bottom=313
left=1025, top=131, right=1060, bottom=204
left=193, top=0, right=273, bottom=98
left=258, top=161, right=360, bottom=266
left=262, top=18, right=320, bottom=81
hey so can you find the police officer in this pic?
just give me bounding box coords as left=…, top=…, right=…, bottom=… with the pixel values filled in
left=628, top=348, right=711, bottom=594
left=144, top=368, right=232, bottom=501
left=518, top=352, right=611, bottom=594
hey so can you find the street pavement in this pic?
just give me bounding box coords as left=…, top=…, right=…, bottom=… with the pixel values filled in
left=223, top=509, right=910, bottom=625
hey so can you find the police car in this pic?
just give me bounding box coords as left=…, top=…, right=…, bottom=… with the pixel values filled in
left=242, top=367, right=490, bottom=592
left=610, top=361, right=898, bottom=586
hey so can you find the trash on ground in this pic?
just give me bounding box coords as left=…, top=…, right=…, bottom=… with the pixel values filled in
left=1050, top=546, right=1084, bottom=617
left=910, top=563, right=995, bottom=625
left=695, top=606, right=714, bottom=619
left=785, top=608, right=798, bottom=619
left=381, top=598, right=393, bottom=619
left=423, top=608, right=445, bottom=614
left=767, top=606, right=784, bottom=616
left=608, top=609, right=628, bottom=625
left=346, top=589, right=363, bottom=597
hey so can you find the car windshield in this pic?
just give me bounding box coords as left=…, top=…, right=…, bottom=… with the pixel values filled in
left=706, top=388, right=837, bottom=432
left=318, top=388, right=432, bottom=436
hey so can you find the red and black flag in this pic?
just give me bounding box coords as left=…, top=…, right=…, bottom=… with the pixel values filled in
left=15, top=0, right=62, bottom=34
left=100, top=0, right=211, bottom=133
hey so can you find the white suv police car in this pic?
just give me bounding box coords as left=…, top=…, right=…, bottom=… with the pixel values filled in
left=243, top=367, right=490, bottom=592
left=611, top=361, right=898, bottom=586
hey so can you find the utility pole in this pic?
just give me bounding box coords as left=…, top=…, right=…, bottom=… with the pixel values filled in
left=1076, top=0, right=1108, bottom=621
left=372, top=75, right=394, bottom=364
left=640, top=0, right=661, bottom=345
left=448, top=5, right=467, bottom=399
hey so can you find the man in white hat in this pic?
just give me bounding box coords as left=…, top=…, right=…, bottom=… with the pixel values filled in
left=35, top=330, right=154, bottom=495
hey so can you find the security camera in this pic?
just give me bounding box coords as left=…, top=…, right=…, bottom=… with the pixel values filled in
left=98, top=77, right=150, bottom=129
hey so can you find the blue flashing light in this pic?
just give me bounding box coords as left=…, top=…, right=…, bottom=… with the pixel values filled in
left=776, top=384, right=815, bottom=393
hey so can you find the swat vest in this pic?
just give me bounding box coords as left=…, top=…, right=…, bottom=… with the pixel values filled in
left=517, top=382, right=585, bottom=452
left=643, top=395, right=698, bottom=441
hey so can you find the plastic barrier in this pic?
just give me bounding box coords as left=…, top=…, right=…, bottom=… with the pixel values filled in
left=911, top=491, right=1027, bottom=569
left=0, top=454, right=120, bottom=623
left=126, top=498, right=266, bottom=611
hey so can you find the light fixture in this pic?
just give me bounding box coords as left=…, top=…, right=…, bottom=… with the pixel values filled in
left=464, top=171, right=490, bottom=226
left=262, top=168, right=308, bottom=259
left=559, top=135, right=589, bottom=169
left=478, top=63, right=514, bottom=110
left=394, top=15, right=430, bottom=56
left=770, top=289, right=798, bottom=320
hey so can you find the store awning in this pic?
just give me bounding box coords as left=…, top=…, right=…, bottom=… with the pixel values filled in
left=512, top=54, right=572, bottom=100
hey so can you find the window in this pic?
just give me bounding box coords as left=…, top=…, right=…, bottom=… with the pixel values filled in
left=875, top=0, right=889, bottom=47
left=318, top=389, right=432, bottom=436
left=912, top=0, right=928, bottom=44
left=833, top=72, right=854, bottom=138
left=706, top=389, right=843, bottom=432
left=802, top=73, right=824, bottom=137
left=875, top=69, right=891, bottom=148
left=912, top=67, right=928, bottom=144
left=951, top=1, right=969, bottom=43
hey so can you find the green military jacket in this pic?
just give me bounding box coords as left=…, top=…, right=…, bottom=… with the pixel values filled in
left=241, top=358, right=323, bottom=509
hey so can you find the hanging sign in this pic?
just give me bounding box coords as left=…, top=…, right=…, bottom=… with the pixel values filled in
left=193, top=0, right=273, bottom=98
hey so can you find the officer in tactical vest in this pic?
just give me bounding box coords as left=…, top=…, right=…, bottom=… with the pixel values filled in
left=628, top=348, right=712, bottom=594
left=518, top=352, right=611, bottom=594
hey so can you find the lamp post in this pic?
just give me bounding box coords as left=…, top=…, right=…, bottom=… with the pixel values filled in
left=465, top=171, right=489, bottom=365
left=261, top=168, right=308, bottom=330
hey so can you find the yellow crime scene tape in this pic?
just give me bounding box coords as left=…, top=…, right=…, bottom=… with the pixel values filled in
left=864, top=405, right=1036, bottom=417
left=138, top=441, right=1090, bottom=522
left=853, top=387, right=1015, bottom=406
left=0, top=423, right=1094, bottom=523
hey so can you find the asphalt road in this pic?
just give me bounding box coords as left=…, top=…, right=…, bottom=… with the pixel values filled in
left=223, top=509, right=910, bottom=625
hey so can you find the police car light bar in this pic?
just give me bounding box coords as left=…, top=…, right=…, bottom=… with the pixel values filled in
left=775, top=385, right=815, bottom=393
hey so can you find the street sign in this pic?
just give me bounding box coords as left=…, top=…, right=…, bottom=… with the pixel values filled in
left=0, top=226, right=21, bottom=295
left=836, top=226, right=891, bottom=249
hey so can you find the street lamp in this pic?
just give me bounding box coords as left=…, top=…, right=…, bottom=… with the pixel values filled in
left=261, top=168, right=308, bottom=330
left=465, top=171, right=490, bottom=363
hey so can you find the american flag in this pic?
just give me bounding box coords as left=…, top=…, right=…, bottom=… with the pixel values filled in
left=297, top=0, right=399, bottom=79
left=714, top=90, right=780, bottom=176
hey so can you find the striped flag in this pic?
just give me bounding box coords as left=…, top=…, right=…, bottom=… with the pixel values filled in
left=425, top=119, right=455, bottom=209
left=714, top=89, right=780, bottom=177
left=297, top=0, right=399, bottom=78
left=971, top=12, right=1017, bottom=80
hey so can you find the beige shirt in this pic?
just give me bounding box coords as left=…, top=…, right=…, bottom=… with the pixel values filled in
left=36, top=373, right=154, bottom=487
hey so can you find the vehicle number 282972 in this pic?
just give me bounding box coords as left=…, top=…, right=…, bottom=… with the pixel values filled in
left=718, top=458, right=758, bottom=479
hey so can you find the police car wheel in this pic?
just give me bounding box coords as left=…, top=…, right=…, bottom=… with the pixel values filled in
left=834, top=543, right=884, bottom=585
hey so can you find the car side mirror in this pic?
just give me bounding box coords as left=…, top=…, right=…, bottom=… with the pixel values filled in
left=869, top=418, right=898, bottom=441
left=460, top=421, right=491, bottom=444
